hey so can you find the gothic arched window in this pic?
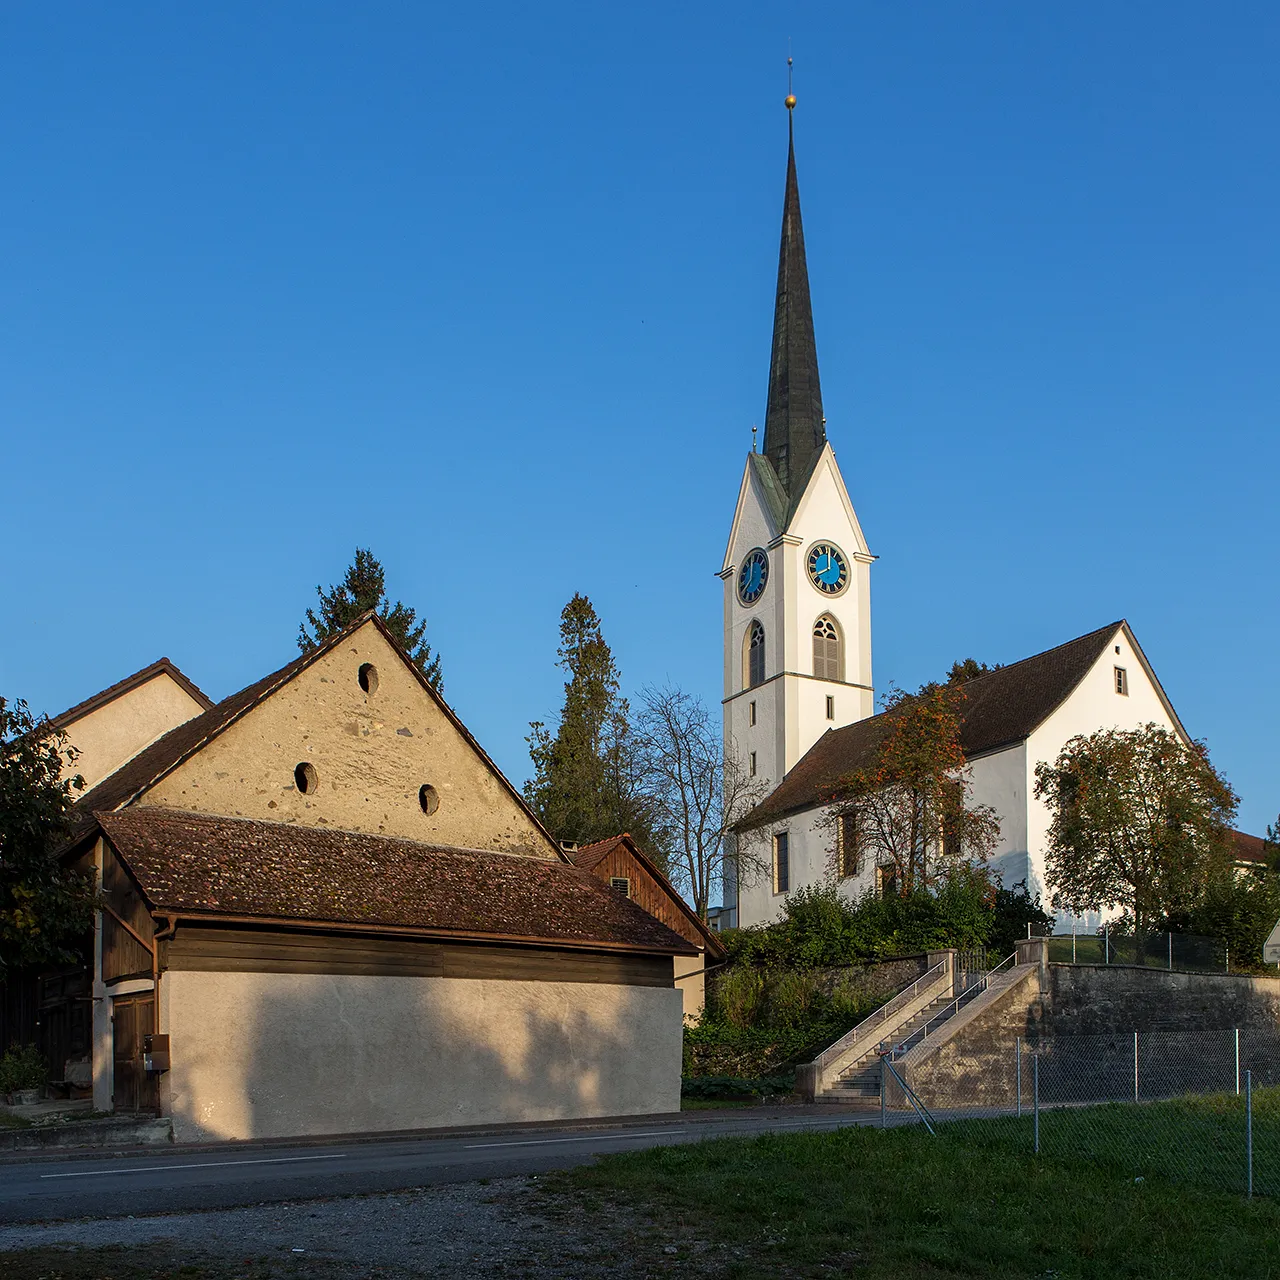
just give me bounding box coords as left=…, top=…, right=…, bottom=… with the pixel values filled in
left=813, top=614, right=843, bottom=682
left=745, top=620, right=766, bottom=689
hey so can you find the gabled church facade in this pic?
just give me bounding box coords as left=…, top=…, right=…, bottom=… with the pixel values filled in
left=721, top=104, right=1209, bottom=931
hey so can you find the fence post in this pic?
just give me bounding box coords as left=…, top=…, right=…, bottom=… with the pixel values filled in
left=1168, top=932, right=1172, bottom=971
left=1105, top=922, right=1109, bottom=965
left=1033, top=1054, right=1040, bottom=1154
left=1134, top=1030, right=1140, bottom=1102
left=1236, top=1028, right=1241, bottom=1097
left=880, top=1054, right=886, bottom=1130
left=1247, top=1069, right=1254, bottom=1198
left=1072, top=930, right=1077, bottom=964
left=1226, top=945, right=1230, bottom=975
left=1016, top=1037, right=1022, bottom=1118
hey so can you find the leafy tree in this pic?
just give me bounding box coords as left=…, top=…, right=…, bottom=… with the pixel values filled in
left=525, top=594, right=663, bottom=857
left=298, top=547, right=442, bottom=689
left=634, top=685, right=767, bottom=918
left=0, top=699, right=97, bottom=973
left=1034, top=724, right=1238, bottom=944
left=946, top=658, right=1001, bottom=686
left=824, top=682, right=1001, bottom=894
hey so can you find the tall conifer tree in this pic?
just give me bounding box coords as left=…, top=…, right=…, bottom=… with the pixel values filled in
left=298, top=548, right=443, bottom=689
left=525, top=594, right=664, bottom=860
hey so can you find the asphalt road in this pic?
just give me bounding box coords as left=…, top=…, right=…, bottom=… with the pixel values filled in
left=0, top=1110, right=877, bottom=1224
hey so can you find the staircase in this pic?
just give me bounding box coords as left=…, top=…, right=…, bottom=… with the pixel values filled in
left=802, top=951, right=1027, bottom=1106
left=819, top=993, right=962, bottom=1103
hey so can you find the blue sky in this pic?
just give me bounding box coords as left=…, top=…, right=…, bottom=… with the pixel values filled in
left=2, top=3, right=1277, bottom=839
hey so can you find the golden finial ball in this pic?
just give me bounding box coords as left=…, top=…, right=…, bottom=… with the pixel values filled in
left=785, top=94, right=797, bottom=109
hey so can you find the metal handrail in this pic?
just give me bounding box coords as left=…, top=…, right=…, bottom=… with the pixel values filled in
left=811, top=957, right=950, bottom=1071
left=887, top=950, right=1019, bottom=1061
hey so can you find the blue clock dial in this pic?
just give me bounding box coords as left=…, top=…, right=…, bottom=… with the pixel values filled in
left=807, top=542, right=849, bottom=596
left=737, top=548, right=769, bottom=605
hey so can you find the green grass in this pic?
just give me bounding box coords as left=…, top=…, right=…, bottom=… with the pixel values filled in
left=558, top=1095, right=1280, bottom=1278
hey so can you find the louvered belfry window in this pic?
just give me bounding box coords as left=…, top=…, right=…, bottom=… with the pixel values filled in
left=748, top=620, right=766, bottom=688
left=813, top=614, right=843, bottom=682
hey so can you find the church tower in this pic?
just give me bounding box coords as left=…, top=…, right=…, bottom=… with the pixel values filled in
left=721, top=98, right=874, bottom=862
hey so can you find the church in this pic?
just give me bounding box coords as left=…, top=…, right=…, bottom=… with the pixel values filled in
left=719, top=100, right=1197, bottom=931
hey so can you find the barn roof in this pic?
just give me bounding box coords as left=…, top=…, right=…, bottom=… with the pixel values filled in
left=98, top=808, right=697, bottom=956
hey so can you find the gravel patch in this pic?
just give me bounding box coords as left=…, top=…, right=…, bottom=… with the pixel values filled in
left=0, top=1176, right=697, bottom=1279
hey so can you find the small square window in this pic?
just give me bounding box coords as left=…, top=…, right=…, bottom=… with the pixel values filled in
left=825, top=695, right=835, bottom=720
left=749, top=700, right=757, bottom=727
left=773, top=832, right=790, bottom=894
left=749, top=751, right=757, bottom=777
left=1114, top=666, right=1129, bottom=696
left=609, top=876, right=631, bottom=897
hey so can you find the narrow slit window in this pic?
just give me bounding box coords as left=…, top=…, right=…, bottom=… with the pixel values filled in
left=773, top=832, right=790, bottom=895
left=749, top=751, right=757, bottom=777
left=749, top=700, right=757, bottom=727
left=1115, top=666, right=1129, bottom=696
left=825, top=694, right=835, bottom=720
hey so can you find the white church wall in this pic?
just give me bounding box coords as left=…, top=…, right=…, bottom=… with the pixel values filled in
left=969, top=742, right=1032, bottom=899
left=1025, top=626, right=1182, bottom=929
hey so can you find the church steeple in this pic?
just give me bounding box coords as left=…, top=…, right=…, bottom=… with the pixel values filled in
left=762, top=101, right=825, bottom=500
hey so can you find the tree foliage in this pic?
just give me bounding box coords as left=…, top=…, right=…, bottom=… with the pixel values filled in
left=824, top=682, right=1001, bottom=894
left=525, top=594, right=663, bottom=858
left=298, top=547, right=442, bottom=689
left=0, top=698, right=97, bottom=973
left=634, top=685, right=767, bottom=918
left=1034, top=724, right=1238, bottom=938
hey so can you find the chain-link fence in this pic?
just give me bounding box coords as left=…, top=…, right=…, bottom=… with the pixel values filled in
left=879, top=1028, right=1280, bottom=1197
left=1045, top=930, right=1235, bottom=973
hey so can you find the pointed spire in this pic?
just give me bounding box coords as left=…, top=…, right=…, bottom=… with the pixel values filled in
left=762, top=96, right=825, bottom=500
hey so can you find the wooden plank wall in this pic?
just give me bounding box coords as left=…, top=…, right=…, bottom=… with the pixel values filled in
left=588, top=847, right=706, bottom=951
left=102, top=844, right=155, bottom=982
left=163, top=925, right=674, bottom=987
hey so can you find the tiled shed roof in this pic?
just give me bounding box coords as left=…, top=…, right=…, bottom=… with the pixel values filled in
left=98, top=808, right=697, bottom=955
left=48, top=657, right=213, bottom=730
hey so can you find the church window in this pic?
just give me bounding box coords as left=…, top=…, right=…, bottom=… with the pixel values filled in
left=837, top=810, right=862, bottom=878
left=357, top=663, right=379, bottom=695
left=418, top=784, right=440, bottom=815
left=746, top=620, right=766, bottom=689
left=813, top=614, right=843, bottom=682
left=773, top=832, right=790, bottom=894
left=749, top=700, right=757, bottom=727
left=294, top=762, right=318, bottom=795
left=749, top=751, right=757, bottom=777
left=1114, top=666, right=1129, bottom=696
left=610, top=877, right=631, bottom=897
left=826, top=695, right=835, bottom=720
left=876, top=863, right=899, bottom=899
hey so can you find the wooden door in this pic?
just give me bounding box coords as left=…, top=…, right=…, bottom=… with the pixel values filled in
left=111, top=994, right=158, bottom=1113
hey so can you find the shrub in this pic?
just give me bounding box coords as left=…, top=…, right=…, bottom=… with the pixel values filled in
left=680, top=1074, right=794, bottom=1099
left=0, top=1044, right=48, bottom=1093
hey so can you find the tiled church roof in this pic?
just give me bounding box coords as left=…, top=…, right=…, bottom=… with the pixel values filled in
left=738, top=621, right=1140, bottom=830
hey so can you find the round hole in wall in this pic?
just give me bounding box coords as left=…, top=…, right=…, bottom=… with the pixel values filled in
left=295, top=762, right=318, bottom=795
left=358, top=662, right=379, bottom=695
left=418, top=784, right=440, bottom=816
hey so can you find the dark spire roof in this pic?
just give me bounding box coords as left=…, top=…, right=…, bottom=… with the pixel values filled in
left=762, top=111, right=825, bottom=500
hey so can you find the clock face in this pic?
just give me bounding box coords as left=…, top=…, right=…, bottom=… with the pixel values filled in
left=807, top=542, right=850, bottom=596
left=737, top=548, right=769, bottom=605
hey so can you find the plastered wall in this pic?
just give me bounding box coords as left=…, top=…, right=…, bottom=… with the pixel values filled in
left=159, top=970, right=682, bottom=1141
left=63, top=674, right=207, bottom=790
left=144, top=621, right=557, bottom=858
